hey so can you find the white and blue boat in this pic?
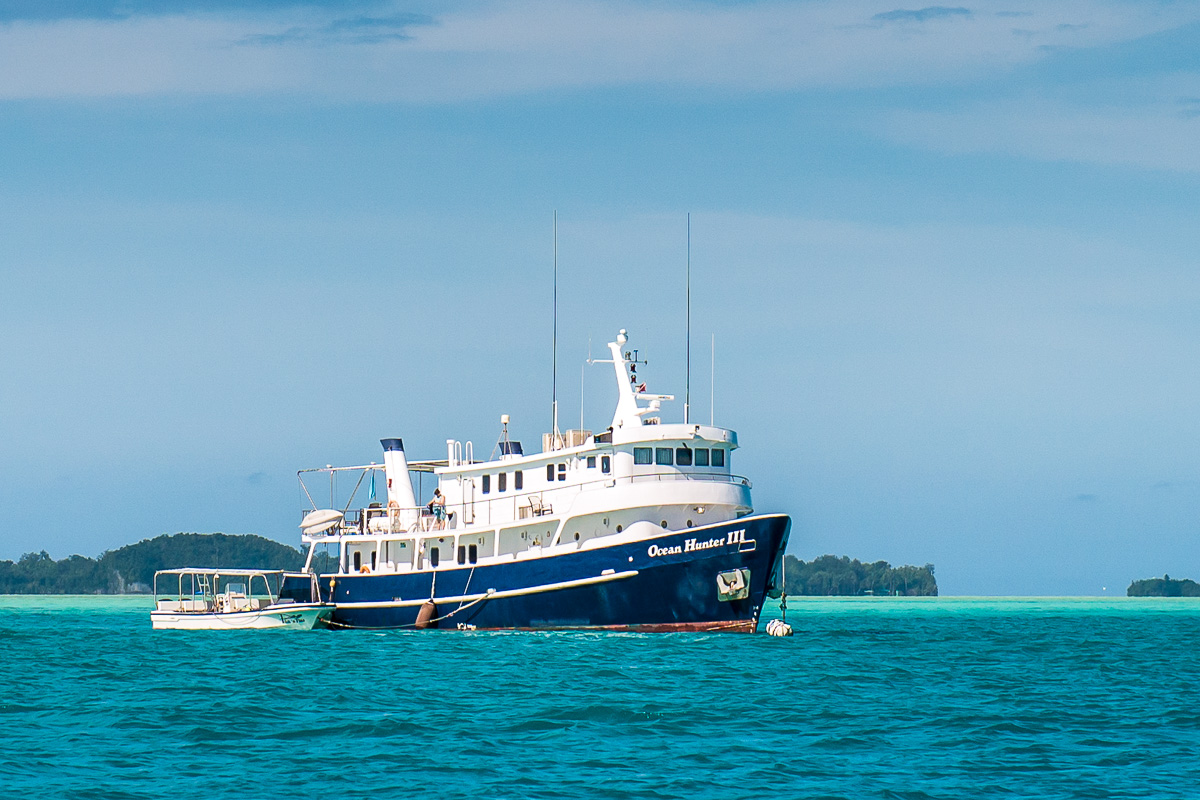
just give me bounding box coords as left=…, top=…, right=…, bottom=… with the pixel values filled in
left=283, top=329, right=790, bottom=632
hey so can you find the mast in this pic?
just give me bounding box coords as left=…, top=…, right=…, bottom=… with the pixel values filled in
left=552, top=210, right=559, bottom=445
left=685, top=212, right=691, bottom=425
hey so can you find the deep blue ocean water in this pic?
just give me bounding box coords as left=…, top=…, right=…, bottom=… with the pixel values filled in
left=2, top=597, right=1198, bottom=799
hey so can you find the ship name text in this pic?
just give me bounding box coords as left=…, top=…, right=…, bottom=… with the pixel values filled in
left=647, top=529, right=747, bottom=558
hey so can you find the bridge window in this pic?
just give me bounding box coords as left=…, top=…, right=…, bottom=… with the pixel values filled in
left=655, top=447, right=673, bottom=466
left=711, top=448, right=725, bottom=467
left=515, top=471, right=523, bottom=490
left=468, top=544, right=478, bottom=564
left=633, top=447, right=652, bottom=465
left=676, top=447, right=692, bottom=466
left=587, top=456, right=596, bottom=468
left=481, top=474, right=490, bottom=494
left=601, top=455, right=611, bottom=474
left=694, top=448, right=709, bottom=466
left=498, top=472, right=507, bottom=492
left=558, top=463, right=567, bottom=481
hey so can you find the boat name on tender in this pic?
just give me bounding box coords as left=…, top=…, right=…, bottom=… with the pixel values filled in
left=647, top=529, right=746, bottom=558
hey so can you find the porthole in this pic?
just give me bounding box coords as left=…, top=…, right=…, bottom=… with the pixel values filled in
left=660, top=520, right=668, bottom=529
left=616, top=524, right=623, bottom=533
left=574, top=532, right=580, bottom=541
left=687, top=519, right=693, bottom=528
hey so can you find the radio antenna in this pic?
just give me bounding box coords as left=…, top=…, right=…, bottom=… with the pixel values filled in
left=552, top=210, right=559, bottom=445
left=685, top=212, right=691, bottom=425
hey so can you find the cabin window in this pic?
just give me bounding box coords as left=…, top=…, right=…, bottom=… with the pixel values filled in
left=468, top=544, right=478, bottom=564
left=498, top=472, right=507, bottom=492
left=482, top=474, right=491, bottom=494
left=711, top=448, right=725, bottom=467
left=655, top=447, right=673, bottom=466
left=457, top=545, right=466, bottom=565
left=430, top=547, right=440, bottom=568
left=694, top=448, right=709, bottom=466
left=587, top=456, right=596, bottom=468
left=676, top=447, right=692, bottom=466
left=353, top=551, right=361, bottom=571
left=371, top=552, right=377, bottom=570
left=515, top=471, right=523, bottom=490
left=547, top=464, right=555, bottom=481
left=558, top=463, right=567, bottom=481
left=633, top=447, right=652, bottom=465
left=601, top=455, right=611, bottom=474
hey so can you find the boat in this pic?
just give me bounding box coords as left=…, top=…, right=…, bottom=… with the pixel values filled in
left=150, top=568, right=333, bottom=630
left=280, top=328, right=791, bottom=632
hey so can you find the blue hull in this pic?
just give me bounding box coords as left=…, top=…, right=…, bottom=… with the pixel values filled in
left=286, top=514, right=790, bottom=633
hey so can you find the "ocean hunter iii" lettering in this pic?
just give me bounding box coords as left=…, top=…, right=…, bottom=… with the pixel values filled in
left=647, top=529, right=747, bottom=557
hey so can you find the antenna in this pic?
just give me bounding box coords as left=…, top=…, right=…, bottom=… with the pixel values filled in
left=710, top=333, right=715, bottom=426
left=552, top=210, right=559, bottom=446
left=685, top=212, right=691, bottom=425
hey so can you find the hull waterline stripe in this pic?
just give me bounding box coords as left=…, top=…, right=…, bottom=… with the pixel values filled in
left=332, top=569, right=639, bottom=609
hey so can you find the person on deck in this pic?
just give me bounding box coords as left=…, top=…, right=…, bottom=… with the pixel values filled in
left=429, top=489, right=446, bottom=530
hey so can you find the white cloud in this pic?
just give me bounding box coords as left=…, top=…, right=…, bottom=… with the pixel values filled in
left=0, top=0, right=1196, bottom=100
left=877, top=79, right=1200, bottom=172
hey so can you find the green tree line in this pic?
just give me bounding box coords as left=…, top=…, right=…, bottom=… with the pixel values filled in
left=0, top=533, right=335, bottom=594
left=1127, top=575, right=1200, bottom=597
left=781, top=555, right=938, bottom=596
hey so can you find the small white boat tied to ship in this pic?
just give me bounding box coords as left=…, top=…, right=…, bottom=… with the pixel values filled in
left=150, top=568, right=333, bottom=630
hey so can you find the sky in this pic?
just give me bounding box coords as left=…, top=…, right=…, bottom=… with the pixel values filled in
left=2, top=0, right=1200, bottom=595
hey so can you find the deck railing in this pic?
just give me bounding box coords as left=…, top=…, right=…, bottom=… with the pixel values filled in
left=300, top=471, right=751, bottom=538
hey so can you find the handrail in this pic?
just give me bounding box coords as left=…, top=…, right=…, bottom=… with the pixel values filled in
left=300, top=471, right=750, bottom=538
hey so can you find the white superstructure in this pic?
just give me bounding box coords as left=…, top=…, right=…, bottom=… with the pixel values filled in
left=300, top=330, right=753, bottom=577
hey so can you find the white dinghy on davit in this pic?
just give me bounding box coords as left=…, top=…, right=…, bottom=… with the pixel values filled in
left=150, top=568, right=332, bottom=630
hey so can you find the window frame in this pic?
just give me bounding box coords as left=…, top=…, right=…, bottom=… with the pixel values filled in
left=655, top=447, right=674, bottom=466
left=633, top=447, right=652, bottom=465
left=498, top=472, right=507, bottom=492
left=481, top=474, right=491, bottom=494
left=694, top=448, right=709, bottom=466
left=711, top=448, right=725, bottom=467
left=675, top=447, right=692, bottom=466
left=514, top=470, right=523, bottom=490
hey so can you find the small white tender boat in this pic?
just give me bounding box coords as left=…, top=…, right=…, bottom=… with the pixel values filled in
left=150, top=568, right=332, bottom=630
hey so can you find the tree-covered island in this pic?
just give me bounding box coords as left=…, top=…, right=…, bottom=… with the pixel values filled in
left=0, top=533, right=335, bottom=594
left=782, top=554, right=938, bottom=596
left=1127, top=575, right=1200, bottom=597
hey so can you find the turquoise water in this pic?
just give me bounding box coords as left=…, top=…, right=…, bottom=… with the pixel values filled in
left=2, top=597, right=1198, bottom=799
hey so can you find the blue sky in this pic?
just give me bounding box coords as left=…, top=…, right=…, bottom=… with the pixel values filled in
left=3, top=0, right=1200, bottom=594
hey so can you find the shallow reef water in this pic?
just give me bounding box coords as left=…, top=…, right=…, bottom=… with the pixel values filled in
left=1, top=596, right=1197, bottom=799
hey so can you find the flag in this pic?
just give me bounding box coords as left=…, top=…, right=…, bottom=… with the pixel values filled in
left=369, top=471, right=377, bottom=502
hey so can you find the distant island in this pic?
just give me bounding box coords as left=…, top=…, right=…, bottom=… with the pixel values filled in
left=782, top=555, right=937, bottom=596
left=1, top=534, right=936, bottom=597
left=1127, top=575, right=1200, bottom=597
left=0, top=533, right=334, bottom=594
